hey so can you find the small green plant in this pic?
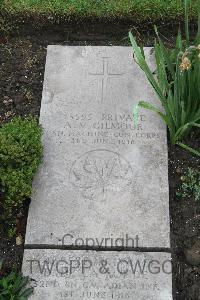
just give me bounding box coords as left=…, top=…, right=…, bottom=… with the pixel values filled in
left=0, top=271, right=33, bottom=300
left=129, top=0, right=200, bottom=156
left=177, top=167, right=200, bottom=201
left=0, top=117, right=43, bottom=235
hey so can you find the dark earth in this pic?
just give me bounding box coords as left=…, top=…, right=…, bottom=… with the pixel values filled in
left=0, top=13, right=199, bottom=300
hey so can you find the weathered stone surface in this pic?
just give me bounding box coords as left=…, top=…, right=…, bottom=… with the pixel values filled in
left=25, top=46, right=170, bottom=247
left=22, top=249, right=172, bottom=300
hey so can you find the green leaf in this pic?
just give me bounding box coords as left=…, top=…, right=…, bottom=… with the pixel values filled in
left=129, top=21, right=200, bottom=156
left=195, top=0, right=200, bottom=43
left=138, top=101, right=169, bottom=125
left=133, top=104, right=139, bottom=128
left=177, top=142, right=200, bottom=157
left=154, top=25, right=175, bottom=80
left=176, top=29, right=182, bottom=50
left=184, top=0, right=190, bottom=46
left=0, top=117, right=43, bottom=236
left=19, top=287, right=34, bottom=298
left=0, top=272, right=34, bottom=300
left=129, top=32, right=166, bottom=103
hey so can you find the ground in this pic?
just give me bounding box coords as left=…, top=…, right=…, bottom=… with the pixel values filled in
left=0, top=12, right=199, bottom=300
left=1, top=0, right=199, bottom=22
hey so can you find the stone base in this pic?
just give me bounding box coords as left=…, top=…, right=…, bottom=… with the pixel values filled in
left=22, top=249, right=172, bottom=300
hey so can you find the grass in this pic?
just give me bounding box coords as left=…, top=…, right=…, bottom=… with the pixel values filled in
left=0, top=0, right=199, bottom=21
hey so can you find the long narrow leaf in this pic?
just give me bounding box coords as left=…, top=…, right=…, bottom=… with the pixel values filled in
left=154, top=25, right=175, bottom=80
left=177, top=142, right=200, bottom=157
left=195, top=0, right=200, bottom=43
left=184, top=0, right=190, bottom=46
left=129, top=32, right=166, bottom=103
left=138, top=101, right=170, bottom=126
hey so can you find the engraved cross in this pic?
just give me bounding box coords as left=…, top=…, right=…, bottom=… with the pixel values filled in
left=89, top=57, right=124, bottom=102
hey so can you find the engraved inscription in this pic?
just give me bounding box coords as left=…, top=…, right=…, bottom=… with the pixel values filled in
left=89, top=57, right=124, bottom=102
left=69, top=150, right=133, bottom=201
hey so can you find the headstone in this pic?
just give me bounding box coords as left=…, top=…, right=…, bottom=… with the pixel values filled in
left=22, top=249, right=172, bottom=300
left=22, top=46, right=172, bottom=299
left=25, top=46, right=170, bottom=248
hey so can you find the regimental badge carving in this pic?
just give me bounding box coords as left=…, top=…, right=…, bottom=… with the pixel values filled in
left=69, top=149, right=133, bottom=201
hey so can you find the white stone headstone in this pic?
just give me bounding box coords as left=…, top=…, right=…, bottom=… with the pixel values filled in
left=25, top=46, right=170, bottom=248
left=22, top=46, right=172, bottom=299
